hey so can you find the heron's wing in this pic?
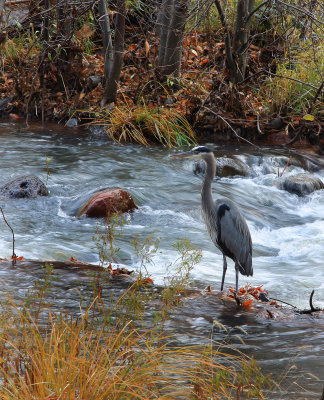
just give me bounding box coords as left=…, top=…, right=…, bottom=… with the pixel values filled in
left=215, top=199, right=253, bottom=276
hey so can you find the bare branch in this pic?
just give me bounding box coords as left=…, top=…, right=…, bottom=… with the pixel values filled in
left=0, top=207, right=16, bottom=265
left=202, top=106, right=258, bottom=147
left=307, top=79, right=324, bottom=114
left=264, top=70, right=319, bottom=90
left=213, top=0, right=235, bottom=72
left=276, top=0, right=324, bottom=28
left=245, top=0, right=270, bottom=23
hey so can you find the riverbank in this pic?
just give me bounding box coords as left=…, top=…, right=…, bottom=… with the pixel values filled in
left=1, top=1, right=323, bottom=152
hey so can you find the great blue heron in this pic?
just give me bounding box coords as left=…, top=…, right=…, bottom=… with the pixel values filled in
left=171, top=146, right=252, bottom=293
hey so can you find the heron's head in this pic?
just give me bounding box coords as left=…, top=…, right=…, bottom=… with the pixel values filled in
left=170, top=146, right=213, bottom=159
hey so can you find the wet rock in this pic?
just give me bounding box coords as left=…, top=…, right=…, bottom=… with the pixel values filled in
left=66, top=118, right=78, bottom=127
left=0, top=175, right=49, bottom=198
left=0, top=96, right=14, bottom=115
left=281, top=173, right=324, bottom=196
left=85, top=75, right=101, bottom=91
left=194, top=157, right=250, bottom=178
left=78, top=189, right=138, bottom=219
left=265, top=117, right=284, bottom=130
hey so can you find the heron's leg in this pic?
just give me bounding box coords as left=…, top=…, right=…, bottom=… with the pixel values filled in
left=235, top=263, right=239, bottom=293
left=220, top=255, right=227, bottom=291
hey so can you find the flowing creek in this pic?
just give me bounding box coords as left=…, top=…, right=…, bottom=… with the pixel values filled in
left=0, top=122, right=323, bottom=398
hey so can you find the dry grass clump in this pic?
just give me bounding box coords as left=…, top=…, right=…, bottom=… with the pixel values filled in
left=93, top=103, right=197, bottom=148
left=0, top=292, right=272, bottom=400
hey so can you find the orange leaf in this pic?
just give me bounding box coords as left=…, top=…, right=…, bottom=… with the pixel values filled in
left=145, top=40, right=150, bottom=56
left=127, top=43, right=136, bottom=51
left=200, top=58, right=210, bottom=65
left=142, top=278, right=153, bottom=285
left=243, top=299, right=253, bottom=309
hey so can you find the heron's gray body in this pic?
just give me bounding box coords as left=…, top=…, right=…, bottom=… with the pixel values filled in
left=171, top=145, right=253, bottom=292
left=200, top=151, right=252, bottom=283
left=202, top=197, right=252, bottom=277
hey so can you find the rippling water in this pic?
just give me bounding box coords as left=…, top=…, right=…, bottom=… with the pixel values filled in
left=1, top=122, right=323, bottom=397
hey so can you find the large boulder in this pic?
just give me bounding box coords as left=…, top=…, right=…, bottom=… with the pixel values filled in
left=194, top=157, right=250, bottom=178
left=0, top=175, right=49, bottom=198
left=281, top=173, right=324, bottom=196
left=78, top=189, right=138, bottom=219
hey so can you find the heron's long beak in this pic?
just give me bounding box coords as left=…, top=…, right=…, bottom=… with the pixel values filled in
left=170, top=150, right=194, bottom=158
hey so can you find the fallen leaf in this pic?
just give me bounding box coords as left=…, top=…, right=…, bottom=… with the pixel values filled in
left=145, top=40, right=150, bottom=56
left=242, top=299, right=253, bottom=309
left=141, top=278, right=153, bottom=285
left=303, top=114, right=315, bottom=121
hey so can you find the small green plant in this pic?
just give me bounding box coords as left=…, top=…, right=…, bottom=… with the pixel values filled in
left=261, top=40, right=323, bottom=117
left=161, top=238, right=202, bottom=318
left=131, top=233, right=160, bottom=278
left=92, top=214, right=127, bottom=267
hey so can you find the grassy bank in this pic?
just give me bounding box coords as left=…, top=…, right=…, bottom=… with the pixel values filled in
left=0, top=223, right=273, bottom=399
left=0, top=1, right=323, bottom=149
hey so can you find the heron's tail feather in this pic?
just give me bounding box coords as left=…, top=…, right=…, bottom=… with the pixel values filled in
left=237, top=255, right=253, bottom=277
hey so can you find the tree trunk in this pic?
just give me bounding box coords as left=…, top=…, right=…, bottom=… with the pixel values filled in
left=101, top=0, right=126, bottom=105
left=214, top=0, right=255, bottom=84
left=157, top=0, right=187, bottom=81
left=231, top=0, right=255, bottom=83
left=0, top=0, right=5, bottom=26
left=157, top=0, right=174, bottom=69
left=98, top=0, right=113, bottom=84
left=162, top=0, right=187, bottom=78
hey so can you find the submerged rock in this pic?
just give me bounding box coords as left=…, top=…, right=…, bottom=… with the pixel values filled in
left=0, top=175, right=49, bottom=198
left=78, top=189, right=138, bottom=219
left=281, top=173, right=324, bottom=196
left=194, top=157, right=250, bottom=178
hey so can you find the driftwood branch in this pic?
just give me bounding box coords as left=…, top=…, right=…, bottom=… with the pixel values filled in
left=298, top=290, right=321, bottom=314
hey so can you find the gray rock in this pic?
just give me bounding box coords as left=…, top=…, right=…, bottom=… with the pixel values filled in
left=85, top=75, right=101, bottom=91
left=216, top=157, right=250, bottom=177
left=0, top=96, right=14, bottom=113
left=281, top=173, right=324, bottom=196
left=66, top=118, right=78, bottom=127
left=0, top=176, right=49, bottom=198
left=194, top=157, right=250, bottom=178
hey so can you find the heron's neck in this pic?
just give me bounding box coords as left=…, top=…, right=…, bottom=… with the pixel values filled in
left=201, top=153, right=216, bottom=211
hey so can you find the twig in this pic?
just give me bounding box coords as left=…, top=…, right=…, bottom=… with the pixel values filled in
left=268, top=297, right=298, bottom=309
left=265, top=70, right=318, bottom=90
left=256, top=114, right=263, bottom=134
left=279, top=155, right=291, bottom=177
left=202, top=106, right=258, bottom=147
left=307, top=79, right=324, bottom=115
left=309, top=289, right=316, bottom=312
left=0, top=207, right=16, bottom=265
left=283, top=126, right=304, bottom=147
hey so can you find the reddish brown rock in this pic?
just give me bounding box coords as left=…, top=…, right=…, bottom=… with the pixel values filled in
left=78, top=189, right=138, bottom=219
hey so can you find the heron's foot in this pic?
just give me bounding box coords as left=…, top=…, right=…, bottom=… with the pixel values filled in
left=233, top=292, right=242, bottom=308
